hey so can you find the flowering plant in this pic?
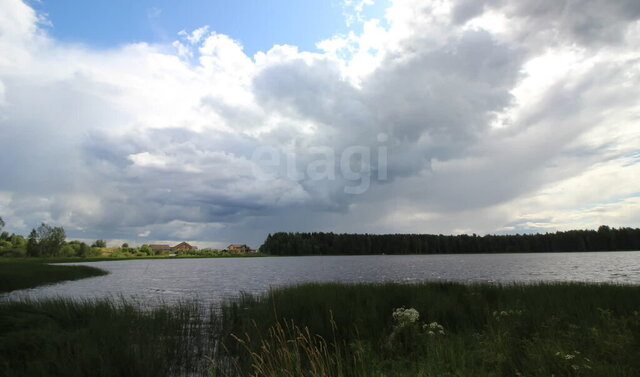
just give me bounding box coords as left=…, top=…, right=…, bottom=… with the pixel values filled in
left=423, top=321, right=445, bottom=336
left=392, top=307, right=420, bottom=328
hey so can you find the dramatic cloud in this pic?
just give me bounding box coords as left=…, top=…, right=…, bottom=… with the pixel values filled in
left=0, top=0, right=639, bottom=247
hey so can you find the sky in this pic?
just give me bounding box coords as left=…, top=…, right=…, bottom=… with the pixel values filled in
left=0, top=0, right=639, bottom=248
left=29, top=0, right=389, bottom=55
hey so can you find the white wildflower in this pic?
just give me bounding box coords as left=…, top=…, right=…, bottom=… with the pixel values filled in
left=422, top=321, right=446, bottom=336
left=392, top=307, right=420, bottom=327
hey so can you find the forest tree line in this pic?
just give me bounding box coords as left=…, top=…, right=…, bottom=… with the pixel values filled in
left=259, top=226, right=640, bottom=255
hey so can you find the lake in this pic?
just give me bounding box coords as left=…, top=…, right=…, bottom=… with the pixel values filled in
left=2, top=252, right=640, bottom=305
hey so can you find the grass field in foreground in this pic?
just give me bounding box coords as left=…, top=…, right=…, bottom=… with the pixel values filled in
left=216, top=282, right=640, bottom=377
left=0, top=259, right=108, bottom=293
left=1, top=282, right=639, bottom=376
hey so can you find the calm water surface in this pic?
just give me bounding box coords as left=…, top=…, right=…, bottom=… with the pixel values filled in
left=3, top=252, right=640, bottom=305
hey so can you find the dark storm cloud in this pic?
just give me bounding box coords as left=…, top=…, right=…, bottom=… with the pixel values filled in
left=485, top=0, right=640, bottom=46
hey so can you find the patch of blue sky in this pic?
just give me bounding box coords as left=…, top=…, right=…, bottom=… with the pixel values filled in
left=622, top=151, right=640, bottom=167
left=573, top=192, right=640, bottom=212
left=31, top=0, right=390, bottom=55
left=498, top=218, right=554, bottom=235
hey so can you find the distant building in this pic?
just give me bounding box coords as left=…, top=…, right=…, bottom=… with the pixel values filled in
left=227, top=244, right=252, bottom=253
left=149, top=244, right=172, bottom=252
left=172, top=242, right=197, bottom=252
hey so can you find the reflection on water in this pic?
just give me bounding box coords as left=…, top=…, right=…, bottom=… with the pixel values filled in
left=2, top=251, right=639, bottom=305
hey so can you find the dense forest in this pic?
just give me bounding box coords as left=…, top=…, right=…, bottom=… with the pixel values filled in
left=259, top=226, right=640, bottom=255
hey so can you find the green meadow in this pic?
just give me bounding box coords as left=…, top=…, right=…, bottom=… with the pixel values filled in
left=1, top=281, right=639, bottom=376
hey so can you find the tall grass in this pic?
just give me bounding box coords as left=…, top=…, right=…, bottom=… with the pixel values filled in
left=220, top=316, right=369, bottom=377
left=0, top=298, right=215, bottom=377
left=213, top=282, right=640, bottom=376
left=1, top=282, right=639, bottom=376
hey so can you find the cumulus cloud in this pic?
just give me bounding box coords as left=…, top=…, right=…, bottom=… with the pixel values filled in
left=0, top=0, right=639, bottom=246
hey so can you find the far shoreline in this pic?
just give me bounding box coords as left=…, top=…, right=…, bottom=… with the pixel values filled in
left=45, top=248, right=640, bottom=263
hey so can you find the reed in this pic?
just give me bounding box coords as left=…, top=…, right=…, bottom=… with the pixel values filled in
left=0, top=297, right=214, bottom=377
left=1, top=282, right=639, bottom=376
left=213, top=282, right=640, bottom=376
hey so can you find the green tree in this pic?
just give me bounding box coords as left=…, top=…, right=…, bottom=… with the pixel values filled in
left=41, top=224, right=66, bottom=257
left=77, top=242, right=98, bottom=258
left=59, top=245, right=76, bottom=257
left=26, top=223, right=66, bottom=257
left=139, top=244, right=152, bottom=255
left=10, top=235, right=26, bottom=249
left=0, top=240, right=11, bottom=251
left=0, top=235, right=28, bottom=257
left=0, top=218, right=7, bottom=242
left=92, top=239, right=107, bottom=248
left=27, top=229, right=39, bottom=257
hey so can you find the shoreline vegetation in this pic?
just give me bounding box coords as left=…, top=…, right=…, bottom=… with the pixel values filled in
left=0, top=253, right=268, bottom=294
left=0, top=218, right=263, bottom=260
left=260, top=226, right=640, bottom=255
left=2, top=217, right=640, bottom=261
left=0, top=232, right=264, bottom=260
left=0, top=259, right=108, bottom=293
left=1, top=281, right=639, bottom=376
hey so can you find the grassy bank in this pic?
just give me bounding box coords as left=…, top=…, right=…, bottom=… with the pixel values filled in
left=0, top=259, right=108, bottom=293
left=216, top=282, right=640, bottom=376
left=1, top=282, right=639, bottom=376
left=0, top=298, right=213, bottom=377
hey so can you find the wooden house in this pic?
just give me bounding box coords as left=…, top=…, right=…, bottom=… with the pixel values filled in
left=149, top=244, right=172, bottom=252
left=227, top=244, right=252, bottom=253
left=172, top=242, right=197, bottom=252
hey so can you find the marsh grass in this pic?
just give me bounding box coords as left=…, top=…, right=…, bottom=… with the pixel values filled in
left=0, top=297, right=216, bottom=377
left=0, top=259, right=107, bottom=293
left=1, top=282, right=639, bottom=376
left=213, top=282, right=640, bottom=377
left=217, top=315, right=368, bottom=377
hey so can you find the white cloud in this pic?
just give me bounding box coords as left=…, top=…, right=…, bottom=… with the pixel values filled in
left=128, top=152, right=168, bottom=168
left=0, top=0, right=638, bottom=246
